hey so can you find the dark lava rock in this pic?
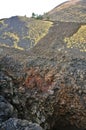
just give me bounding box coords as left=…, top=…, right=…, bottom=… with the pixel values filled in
left=0, top=96, right=14, bottom=123
left=0, top=71, right=13, bottom=97
left=0, top=118, right=43, bottom=130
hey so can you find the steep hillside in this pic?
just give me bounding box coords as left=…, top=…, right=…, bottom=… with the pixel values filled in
left=44, top=0, right=86, bottom=23
left=43, top=0, right=86, bottom=53
left=0, top=16, right=52, bottom=50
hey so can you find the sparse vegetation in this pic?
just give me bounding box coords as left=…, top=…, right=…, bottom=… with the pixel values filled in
left=64, top=25, right=86, bottom=52
left=32, top=13, right=43, bottom=20
left=0, top=20, right=8, bottom=29
left=25, top=19, right=52, bottom=44
left=0, top=16, right=52, bottom=50
left=32, top=12, right=36, bottom=18
left=45, top=1, right=86, bottom=22
left=36, top=15, right=43, bottom=20
left=0, top=20, right=4, bottom=24
left=3, top=32, right=23, bottom=50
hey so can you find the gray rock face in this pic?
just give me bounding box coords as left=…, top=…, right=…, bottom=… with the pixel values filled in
left=0, top=96, right=14, bottom=123
left=0, top=71, right=13, bottom=97
left=0, top=118, right=43, bottom=130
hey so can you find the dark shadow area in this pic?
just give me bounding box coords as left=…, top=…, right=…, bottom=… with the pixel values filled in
left=52, top=124, right=85, bottom=130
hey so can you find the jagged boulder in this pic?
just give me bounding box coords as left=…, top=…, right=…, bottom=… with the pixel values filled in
left=0, top=118, right=43, bottom=130
left=0, top=96, right=14, bottom=123
left=0, top=71, right=13, bottom=97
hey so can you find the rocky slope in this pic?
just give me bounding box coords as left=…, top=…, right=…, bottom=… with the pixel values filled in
left=0, top=16, right=52, bottom=50
left=44, top=0, right=86, bottom=22
left=0, top=0, right=86, bottom=130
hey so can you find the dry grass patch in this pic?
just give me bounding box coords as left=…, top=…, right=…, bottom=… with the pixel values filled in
left=25, top=19, right=52, bottom=44
left=64, top=25, right=86, bottom=52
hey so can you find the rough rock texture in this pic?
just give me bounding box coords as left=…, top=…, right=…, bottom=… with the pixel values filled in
left=0, top=55, right=86, bottom=130
left=0, top=1, right=86, bottom=130
left=0, top=96, right=14, bottom=123
left=0, top=118, right=43, bottom=130
left=44, top=0, right=86, bottom=23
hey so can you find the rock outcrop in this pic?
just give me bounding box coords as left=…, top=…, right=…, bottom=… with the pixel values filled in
left=0, top=96, right=14, bottom=123
left=0, top=50, right=86, bottom=130
left=0, top=118, right=43, bottom=130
